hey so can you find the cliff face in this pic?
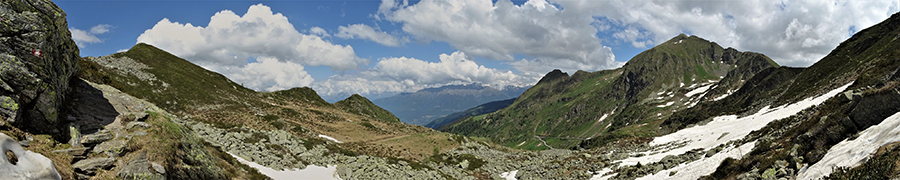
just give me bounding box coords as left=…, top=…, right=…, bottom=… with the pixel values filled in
left=0, top=0, right=80, bottom=135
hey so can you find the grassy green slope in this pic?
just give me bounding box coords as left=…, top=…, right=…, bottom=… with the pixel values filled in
left=373, top=84, right=514, bottom=126
left=79, top=43, right=271, bottom=128
left=442, top=35, right=779, bottom=150
left=80, top=43, right=475, bottom=164
left=427, top=98, right=516, bottom=129
left=335, top=94, right=401, bottom=123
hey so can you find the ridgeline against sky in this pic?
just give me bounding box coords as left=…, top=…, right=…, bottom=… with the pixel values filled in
left=59, top=0, right=899, bottom=100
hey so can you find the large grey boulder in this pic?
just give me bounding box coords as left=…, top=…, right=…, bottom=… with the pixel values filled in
left=0, top=0, right=80, bottom=134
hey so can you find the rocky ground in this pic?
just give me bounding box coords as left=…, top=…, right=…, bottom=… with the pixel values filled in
left=0, top=79, right=255, bottom=180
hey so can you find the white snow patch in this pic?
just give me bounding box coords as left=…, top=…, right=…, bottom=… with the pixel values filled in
left=680, top=82, right=684, bottom=87
left=685, top=84, right=713, bottom=97
left=685, top=100, right=701, bottom=108
left=712, top=89, right=735, bottom=101
left=616, top=82, right=851, bottom=167
left=318, top=134, right=343, bottom=143
left=687, top=83, right=699, bottom=89
left=597, top=113, right=610, bottom=123
left=229, top=152, right=341, bottom=180
left=517, top=141, right=527, bottom=147
left=637, top=141, right=757, bottom=180
left=798, top=111, right=900, bottom=180
left=499, top=170, right=519, bottom=180
left=656, top=101, right=675, bottom=108
left=0, top=133, right=61, bottom=180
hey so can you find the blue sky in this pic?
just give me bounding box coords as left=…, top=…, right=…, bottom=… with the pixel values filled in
left=57, top=0, right=899, bottom=101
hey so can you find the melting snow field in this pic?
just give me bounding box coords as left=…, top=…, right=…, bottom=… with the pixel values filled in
left=657, top=101, right=675, bottom=108
left=500, top=170, right=519, bottom=180
left=797, top=111, right=900, bottom=180
left=228, top=152, right=341, bottom=180
left=318, top=134, right=343, bottom=143
left=684, top=84, right=713, bottom=97
left=592, top=82, right=852, bottom=179
left=597, top=113, right=610, bottom=123
left=711, top=89, right=735, bottom=101
left=637, top=141, right=756, bottom=180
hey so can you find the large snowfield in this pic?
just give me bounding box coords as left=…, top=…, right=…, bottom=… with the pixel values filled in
left=592, top=82, right=852, bottom=179
left=797, top=111, right=900, bottom=179
left=229, top=152, right=341, bottom=180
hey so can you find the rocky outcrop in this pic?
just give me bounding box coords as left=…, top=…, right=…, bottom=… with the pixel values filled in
left=0, top=0, right=80, bottom=135
left=537, top=69, right=569, bottom=84
left=117, top=151, right=165, bottom=180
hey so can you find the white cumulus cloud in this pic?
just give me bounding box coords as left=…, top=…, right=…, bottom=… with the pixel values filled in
left=377, top=0, right=900, bottom=69
left=309, top=26, right=330, bottom=37
left=377, top=0, right=622, bottom=74
left=89, top=24, right=112, bottom=34
left=210, top=57, right=315, bottom=92
left=136, top=4, right=374, bottom=92
left=555, top=0, right=900, bottom=67
left=336, top=24, right=405, bottom=47
left=136, top=4, right=367, bottom=71
left=70, top=24, right=115, bottom=47
left=69, top=28, right=100, bottom=47
left=315, top=51, right=540, bottom=96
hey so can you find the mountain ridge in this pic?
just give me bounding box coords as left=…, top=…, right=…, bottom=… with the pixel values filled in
left=372, top=83, right=529, bottom=126
left=442, top=34, right=780, bottom=150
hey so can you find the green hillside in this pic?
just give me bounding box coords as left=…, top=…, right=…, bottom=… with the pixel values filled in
left=427, top=98, right=516, bottom=129
left=335, top=94, right=401, bottom=123
left=442, top=35, right=779, bottom=150
left=373, top=84, right=525, bottom=125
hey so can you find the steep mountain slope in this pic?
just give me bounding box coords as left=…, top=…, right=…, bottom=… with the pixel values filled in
left=583, top=12, right=900, bottom=180
left=79, top=43, right=441, bottom=158
left=373, top=83, right=528, bottom=126
left=698, top=12, right=900, bottom=179
left=426, top=98, right=516, bottom=129
left=442, top=34, right=778, bottom=150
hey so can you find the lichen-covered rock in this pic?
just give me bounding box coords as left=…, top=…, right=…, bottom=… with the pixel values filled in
left=73, top=157, right=114, bottom=174
left=117, top=151, right=165, bottom=180
left=126, top=121, right=150, bottom=129
left=0, top=0, right=80, bottom=135
left=80, top=133, right=113, bottom=144
left=92, top=140, right=126, bottom=157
